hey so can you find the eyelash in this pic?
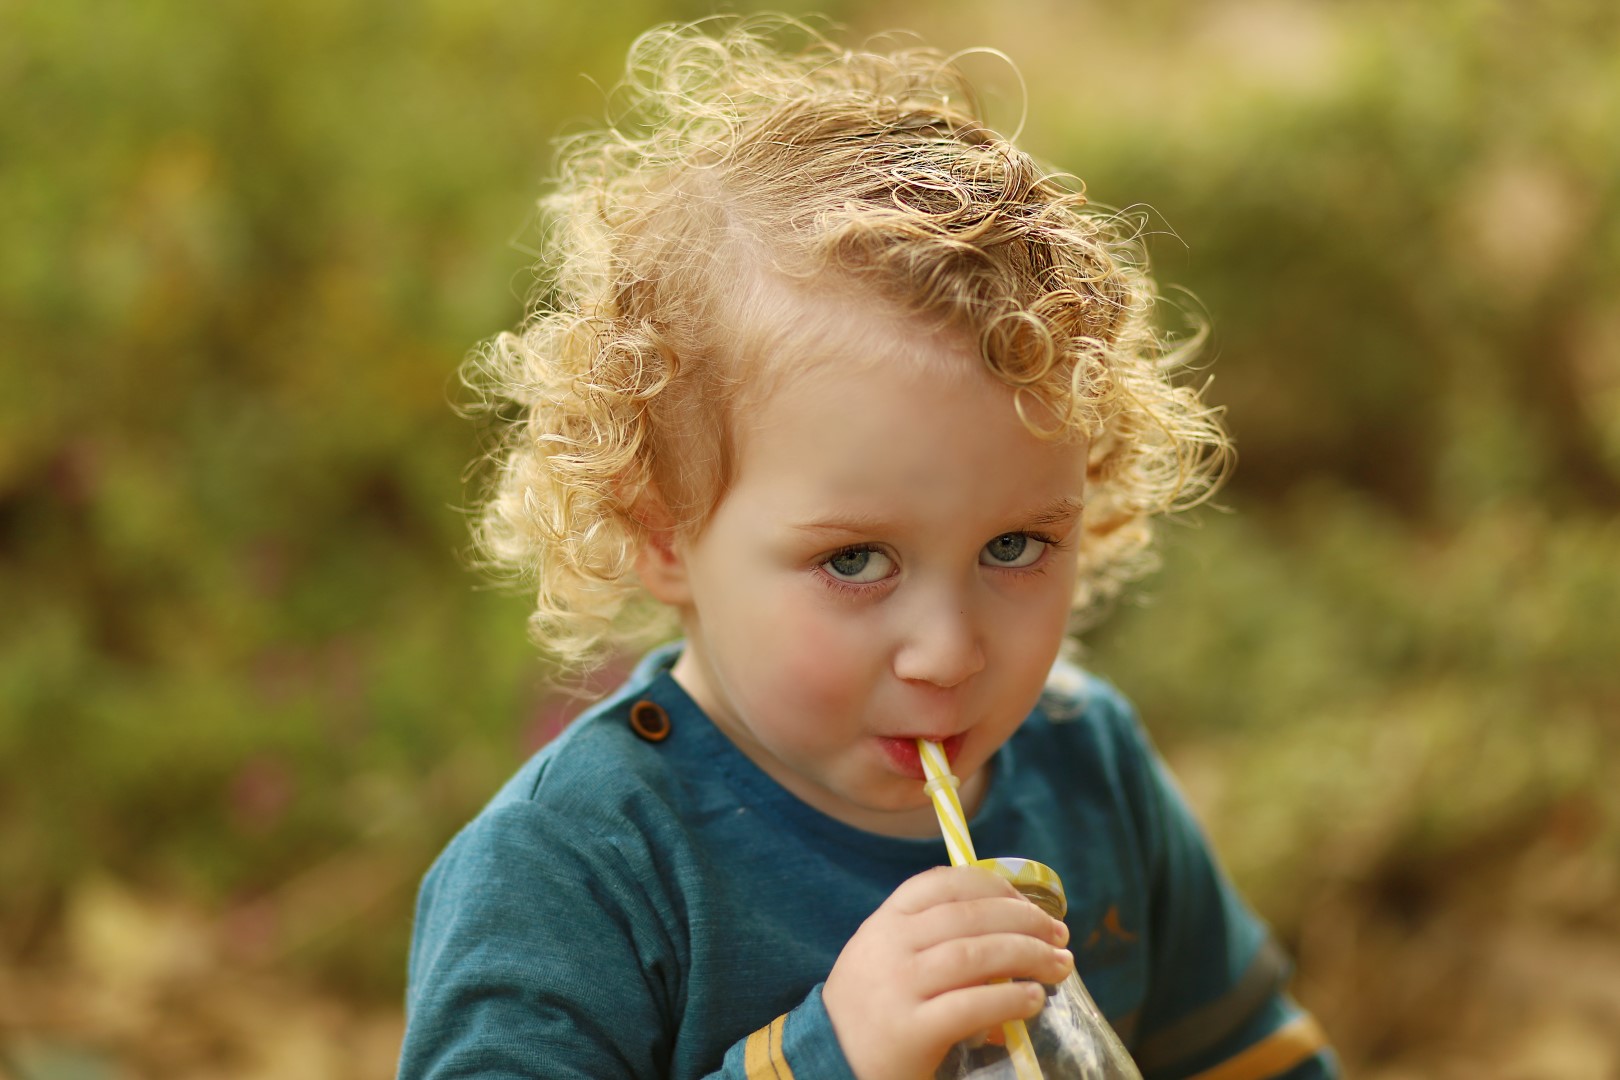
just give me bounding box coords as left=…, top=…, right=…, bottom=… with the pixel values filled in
left=814, top=531, right=1065, bottom=598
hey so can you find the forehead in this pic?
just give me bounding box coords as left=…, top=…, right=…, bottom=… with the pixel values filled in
left=721, top=270, right=974, bottom=413
left=717, top=287, right=1086, bottom=527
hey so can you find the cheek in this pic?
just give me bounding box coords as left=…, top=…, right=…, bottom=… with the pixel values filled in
left=990, top=580, right=1074, bottom=684
left=762, top=595, right=880, bottom=716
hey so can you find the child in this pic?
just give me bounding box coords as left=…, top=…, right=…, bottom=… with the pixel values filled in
left=400, top=16, right=1337, bottom=1080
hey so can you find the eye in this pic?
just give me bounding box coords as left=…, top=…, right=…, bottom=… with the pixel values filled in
left=822, top=546, right=895, bottom=584
left=981, top=532, right=1046, bottom=569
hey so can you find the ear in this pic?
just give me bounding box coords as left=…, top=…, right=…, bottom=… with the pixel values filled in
left=631, top=492, right=693, bottom=607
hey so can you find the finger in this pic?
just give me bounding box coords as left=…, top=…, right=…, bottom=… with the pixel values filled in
left=888, top=864, right=1022, bottom=914
left=909, top=894, right=1069, bottom=951
left=914, top=933, right=1075, bottom=996
left=915, top=980, right=1047, bottom=1051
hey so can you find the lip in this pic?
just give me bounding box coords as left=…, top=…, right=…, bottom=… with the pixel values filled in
left=875, top=733, right=966, bottom=781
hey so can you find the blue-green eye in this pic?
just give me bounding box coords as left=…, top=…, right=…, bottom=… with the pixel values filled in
left=981, top=533, right=1045, bottom=568
left=823, top=547, right=894, bottom=584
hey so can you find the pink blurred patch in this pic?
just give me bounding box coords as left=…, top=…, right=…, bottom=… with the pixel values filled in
left=519, top=652, right=638, bottom=755
left=228, top=756, right=295, bottom=834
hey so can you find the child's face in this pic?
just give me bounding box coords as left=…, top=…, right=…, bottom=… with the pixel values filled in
left=654, top=296, right=1086, bottom=838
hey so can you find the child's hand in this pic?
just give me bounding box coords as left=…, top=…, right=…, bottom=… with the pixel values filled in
left=823, top=865, right=1075, bottom=1080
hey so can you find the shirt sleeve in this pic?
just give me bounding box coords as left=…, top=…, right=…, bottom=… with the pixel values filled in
left=399, top=800, right=672, bottom=1079
left=1097, top=686, right=1340, bottom=1080
left=397, top=800, right=858, bottom=1080
left=715, top=984, right=859, bottom=1080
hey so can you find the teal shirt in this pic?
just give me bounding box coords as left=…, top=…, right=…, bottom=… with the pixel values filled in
left=400, top=645, right=1337, bottom=1078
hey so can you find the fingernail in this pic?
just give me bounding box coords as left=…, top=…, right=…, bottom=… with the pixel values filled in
left=1053, top=947, right=1074, bottom=969
left=1051, top=919, right=1069, bottom=945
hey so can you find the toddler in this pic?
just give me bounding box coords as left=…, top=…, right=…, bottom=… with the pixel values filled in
left=400, top=16, right=1337, bottom=1080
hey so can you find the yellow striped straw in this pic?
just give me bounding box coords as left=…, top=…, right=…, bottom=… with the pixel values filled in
left=917, top=738, right=976, bottom=867
left=916, top=740, right=1044, bottom=1080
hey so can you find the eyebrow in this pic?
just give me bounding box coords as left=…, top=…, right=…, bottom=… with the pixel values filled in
left=1021, top=496, right=1087, bottom=528
left=792, top=496, right=1085, bottom=537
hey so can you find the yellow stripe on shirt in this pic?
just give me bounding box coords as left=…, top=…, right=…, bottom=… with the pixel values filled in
left=1183, top=1014, right=1329, bottom=1080
left=743, top=1013, right=794, bottom=1080
left=769, top=1014, right=791, bottom=1079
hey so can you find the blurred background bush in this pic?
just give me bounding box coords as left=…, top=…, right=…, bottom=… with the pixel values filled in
left=2, top=1, right=1616, bottom=1076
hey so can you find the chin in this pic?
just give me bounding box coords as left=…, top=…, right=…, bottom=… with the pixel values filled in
left=853, top=783, right=935, bottom=818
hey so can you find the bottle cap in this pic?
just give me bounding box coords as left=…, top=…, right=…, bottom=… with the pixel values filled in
left=971, top=857, right=1067, bottom=919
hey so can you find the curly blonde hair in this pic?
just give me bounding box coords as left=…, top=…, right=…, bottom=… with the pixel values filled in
left=466, top=15, right=1231, bottom=672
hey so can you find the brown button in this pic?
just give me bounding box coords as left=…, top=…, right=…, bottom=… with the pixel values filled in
left=628, top=699, right=671, bottom=742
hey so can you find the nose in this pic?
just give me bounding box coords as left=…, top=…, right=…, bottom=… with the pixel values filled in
left=892, top=593, right=986, bottom=690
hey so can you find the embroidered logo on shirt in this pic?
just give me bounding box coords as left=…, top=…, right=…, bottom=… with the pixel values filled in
left=1082, top=904, right=1138, bottom=961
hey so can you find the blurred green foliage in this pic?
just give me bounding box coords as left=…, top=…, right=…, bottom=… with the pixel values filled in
left=2, top=0, right=1616, bottom=1042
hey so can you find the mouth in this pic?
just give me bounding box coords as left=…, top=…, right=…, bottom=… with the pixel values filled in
left=874, top=733, right=966, bottom=781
